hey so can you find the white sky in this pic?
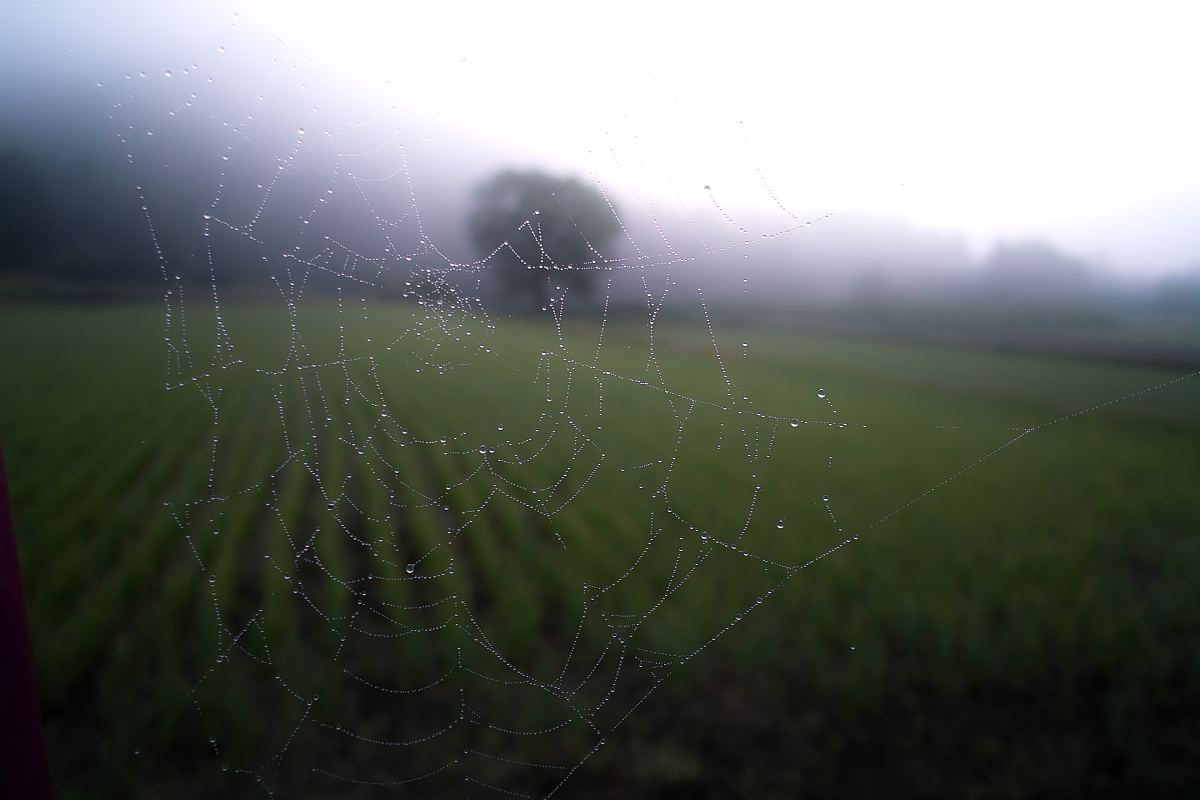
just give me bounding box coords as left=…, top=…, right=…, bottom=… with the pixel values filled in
left=10, top=0, right=1200, bottom=274
left=254, top=0, right=1200, bottom=274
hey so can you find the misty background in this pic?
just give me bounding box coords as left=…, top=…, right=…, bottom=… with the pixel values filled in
left=3, top=0, right=1200, bottom=332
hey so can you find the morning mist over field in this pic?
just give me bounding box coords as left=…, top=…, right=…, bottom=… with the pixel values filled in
left=3, top=0, right=1200, bottom=309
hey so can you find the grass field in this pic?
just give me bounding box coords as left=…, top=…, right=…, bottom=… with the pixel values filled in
left=1, top=301, right=1198, bottom=799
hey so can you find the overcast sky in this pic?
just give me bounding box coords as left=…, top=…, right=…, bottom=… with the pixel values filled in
left=6, top=0, right=1200, bottom=276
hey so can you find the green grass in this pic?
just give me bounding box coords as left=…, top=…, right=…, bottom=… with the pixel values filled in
left=1, top=301, right=1198, bottom=799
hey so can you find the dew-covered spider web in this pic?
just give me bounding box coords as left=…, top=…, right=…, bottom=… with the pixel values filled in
left=98, top=11, right=1199, bottom=799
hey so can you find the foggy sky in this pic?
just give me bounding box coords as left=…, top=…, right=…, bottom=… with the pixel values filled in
left=4, top=0, right=1200, bottom=279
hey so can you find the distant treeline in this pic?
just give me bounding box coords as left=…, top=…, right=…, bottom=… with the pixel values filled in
left=0, top=138, right=153, bottom=286
left=3, top=129, right=1200, bottom=314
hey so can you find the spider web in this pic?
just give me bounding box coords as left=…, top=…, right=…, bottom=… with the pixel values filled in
left=99, top=12, right=1192, bottom=799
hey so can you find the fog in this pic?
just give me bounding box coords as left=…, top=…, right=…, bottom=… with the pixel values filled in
left=3, top=0, right=1200, bottom=306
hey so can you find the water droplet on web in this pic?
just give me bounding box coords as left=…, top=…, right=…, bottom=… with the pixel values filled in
left=817, top=388, right=827, bottom=399
left=208, top=574, right=216, bottom=584
left=297, top=127, right=305, bottom=135
left=776, top=519, right=785, bottom=529
left=822, top=494, right=830, bottom=503
left=405, top=563, right=415, bottom=575
left=790, top=418, right=799, bottom=428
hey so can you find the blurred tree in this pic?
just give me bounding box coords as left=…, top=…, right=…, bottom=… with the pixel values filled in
left=467, top=169, right=620, bottom=309
left=980, top=240, right=1092, bottom=303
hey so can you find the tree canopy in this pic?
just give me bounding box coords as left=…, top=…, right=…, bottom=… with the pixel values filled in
left=466, top=169, right=621, bottom=309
